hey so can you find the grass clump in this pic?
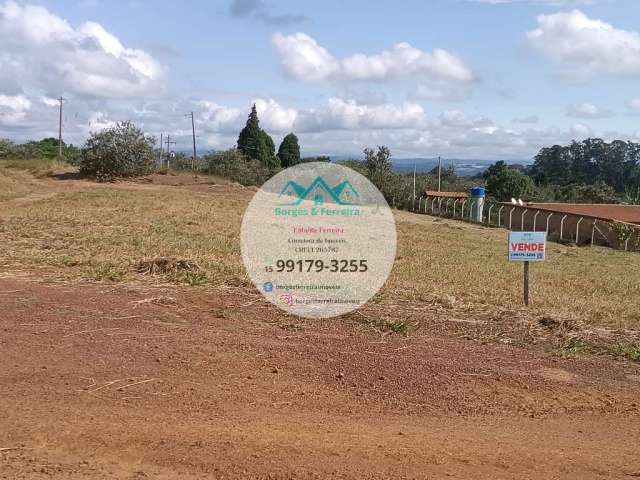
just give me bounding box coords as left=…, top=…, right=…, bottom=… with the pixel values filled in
left=89, top=261, right=126, bottom=282
left=137, top=257, right=200, bottom=275
left=177, top=270, right=209, bottom=286
left=557, top=337, right=589, bottom=357
left=555, top=337, right=640, bottom=362
left=137, top=257, right=209, bottom=285
left=611, top=343, right=640, bottom=362
left=360, top=316, right=409, bottom=335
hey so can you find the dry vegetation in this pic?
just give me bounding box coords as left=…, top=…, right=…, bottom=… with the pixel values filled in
left=1, top=162, right=639, bottom=339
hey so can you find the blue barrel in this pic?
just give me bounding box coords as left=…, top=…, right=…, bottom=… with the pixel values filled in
left=471, top=186, right=486, bottom=198
left=470, top=186, right=485, bottom=222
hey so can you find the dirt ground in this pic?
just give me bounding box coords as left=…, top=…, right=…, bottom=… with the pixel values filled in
left=1, top=274, right=640, bottom=479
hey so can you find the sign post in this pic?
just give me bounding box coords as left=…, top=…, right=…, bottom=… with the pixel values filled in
left=508, top=231, right=546, bottom=306
left=523, top=260, right=530, bottom=306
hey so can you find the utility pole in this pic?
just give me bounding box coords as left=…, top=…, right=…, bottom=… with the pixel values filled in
left=58, top=96, right=64, bottom=158
left=165, top=135, right=176, bottom=169
left=159, top=133, right=163, bottom=166
left=185, top=112, right=197, bottom=179
left=412, top=159, right=417, bottom=199
left=437, top=155, right=442, bottom=192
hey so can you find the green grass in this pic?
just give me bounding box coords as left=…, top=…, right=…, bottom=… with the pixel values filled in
left=554, top=336, right=640, bottom=362
left=556, top=337, right=590, bottom=357
left=611, top=343, right=640, bottom=361
left=358, top=316, right=410, bottom=335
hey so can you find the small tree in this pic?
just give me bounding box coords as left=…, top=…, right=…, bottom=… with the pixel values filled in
left=80, top=121, right=155, bottom=181
left=364, top=146, right=393, bottom=190
left=485, top=162, right=535, bottom=201
left=278, top=133, right=301, bottom=167
left=0, top=138, right=15, bottom=159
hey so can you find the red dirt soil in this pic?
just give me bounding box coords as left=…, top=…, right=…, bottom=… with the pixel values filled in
left=1, top=275, right=640, bottom=479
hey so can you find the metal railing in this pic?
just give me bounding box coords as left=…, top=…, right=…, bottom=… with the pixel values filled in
left=404, top=195, right=640, bottom=253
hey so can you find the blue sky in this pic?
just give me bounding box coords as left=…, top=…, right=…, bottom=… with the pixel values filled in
left=2, top=0, right=640, bottom=160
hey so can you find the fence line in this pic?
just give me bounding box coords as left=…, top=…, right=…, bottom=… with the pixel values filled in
left=405, top=195, right=640, bottom=253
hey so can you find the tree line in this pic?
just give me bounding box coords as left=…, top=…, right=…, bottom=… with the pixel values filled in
left=482, top=139, right=640, bottom=204
left=0, top=105, right=323, bottom=182
left=3, top=107, right=640, bottom=206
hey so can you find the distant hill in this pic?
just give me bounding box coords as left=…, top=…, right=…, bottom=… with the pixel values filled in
left=190, top=149, right=531, bottom=178
left=391, top=158, right=532, bottom=178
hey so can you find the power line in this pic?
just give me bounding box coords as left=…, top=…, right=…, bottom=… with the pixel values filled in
left=58, top=96, right=64, bottom=157
left=165, top=134, right=176, bottom=169
left=185, top=111, right=197, bottom=178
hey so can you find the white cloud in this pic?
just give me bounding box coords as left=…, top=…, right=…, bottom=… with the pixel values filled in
left=0, top=91, right=632, bottom=161
left=0, top=1, right=164, bottom=98
left=0, top=94, right=31, bottom=125
left=271, top=33, right=338, bottom=81
left=272, top=32, right=474, bottom=84
left=197, top=98, right=298, bottom=134
left=570, top=123, right=592, bottom=137
left=198, top=101, right=243, bottom=134
left=87, top=111, right=117, bottom=132
left=40, top=96, right=60, bottom=107
left=527, top=10, right=640, bottom=79
left=254, top=98, right=298, bottom=133
left=566, top=102, right=614, bottom=118
left=297, top=98, right=426, bottom=132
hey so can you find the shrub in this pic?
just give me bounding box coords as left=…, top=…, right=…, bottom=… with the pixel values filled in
left=203, top=148, right=276, bottom=186
left=0, top=138, right=15, bottom=158
left=79, top=121, right=156, bottom=181
left=485, top=161, right=536, bottom=202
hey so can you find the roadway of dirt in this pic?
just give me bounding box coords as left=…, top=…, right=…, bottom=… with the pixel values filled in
left=1, top=274, right=640, bottom=479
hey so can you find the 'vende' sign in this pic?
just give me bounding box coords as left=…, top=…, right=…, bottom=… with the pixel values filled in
left=508, top=231, right=546, bottom=262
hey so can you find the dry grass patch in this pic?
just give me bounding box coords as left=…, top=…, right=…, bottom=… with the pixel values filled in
left=0, top=173, right=250, bottom=286
left=387, top=211, right=640, bottom=330
left=1, top=166, right=639, bottom=332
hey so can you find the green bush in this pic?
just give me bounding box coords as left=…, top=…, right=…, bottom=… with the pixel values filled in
left=0, top=137, right=80, bottom=162
left=203, top=148, right=277, bottom=186
left=79, top=122, right=156, bottom=182
left=484, top=161, right=536, bottom=202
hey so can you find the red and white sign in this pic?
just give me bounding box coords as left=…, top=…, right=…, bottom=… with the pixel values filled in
left=509, top=231, right=546, bottom=262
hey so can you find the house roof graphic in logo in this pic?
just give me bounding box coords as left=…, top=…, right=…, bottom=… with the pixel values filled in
left=278, top=176, right=360, bottom=206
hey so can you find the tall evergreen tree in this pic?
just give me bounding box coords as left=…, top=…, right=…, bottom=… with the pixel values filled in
left=259, top=130, right=279, bottom=168
left=237, top=104, right=279, bottom=168
left=237, top=104, right=261, bottom=159
left=277, top=133, right=301, bottom=167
